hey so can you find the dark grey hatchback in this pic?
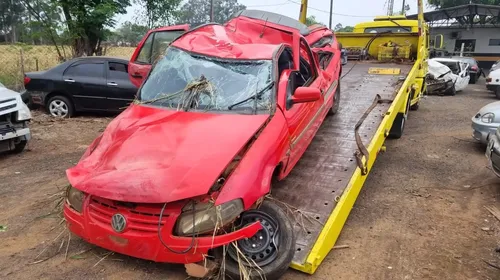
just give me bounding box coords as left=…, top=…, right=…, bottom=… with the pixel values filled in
left=24, top=56, right=137, bottom=118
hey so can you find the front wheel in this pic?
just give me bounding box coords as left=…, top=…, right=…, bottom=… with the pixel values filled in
left=495, top=87, right=500, bottom=100
left=12, top=140, right=27, bottom=153
left=217, top=200, right=295, bottom=280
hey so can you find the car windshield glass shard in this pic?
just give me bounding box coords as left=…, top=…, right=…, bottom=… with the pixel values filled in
left=139, top=47, right=273, bottom=112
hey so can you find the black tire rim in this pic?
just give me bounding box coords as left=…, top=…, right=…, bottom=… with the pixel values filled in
left=227, top=210, right=280, bottom=267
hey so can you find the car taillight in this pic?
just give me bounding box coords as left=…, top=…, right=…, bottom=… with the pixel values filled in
left=486, top=77, right=492, bottom=82
left=24, top=76, right=31, bottom=85
left=471, top=66, right=478, bottom=71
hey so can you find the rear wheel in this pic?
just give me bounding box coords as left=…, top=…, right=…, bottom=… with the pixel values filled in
left=389, top=96, right=411, bottom=139
left=47, top=95, right=73, bottom=118
left=217, top=200, right=295, bottom=280
left=469, top=74, right=477, bottom=84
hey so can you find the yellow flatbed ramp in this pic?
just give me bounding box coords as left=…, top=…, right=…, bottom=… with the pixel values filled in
left=273, top=62, right=414, bottom=274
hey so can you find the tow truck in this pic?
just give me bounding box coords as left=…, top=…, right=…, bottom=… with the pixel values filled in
left=117, top=0, right=428, bottom=277
left=275, top=0, right=428, bottom=274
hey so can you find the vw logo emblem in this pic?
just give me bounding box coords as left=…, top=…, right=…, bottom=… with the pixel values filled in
left=111, top=213, right=127, bottom=233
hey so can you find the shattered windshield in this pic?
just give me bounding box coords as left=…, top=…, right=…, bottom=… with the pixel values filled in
left=139, top=47, right=273, bottom=113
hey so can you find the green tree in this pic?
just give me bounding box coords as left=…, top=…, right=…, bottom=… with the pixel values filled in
left=21, top=0, right=67, bottom=60
left=112, top=21, right=149, bottom=45
left=177, top=0, right=246, bottom=26
left=305, top=15, right=323, bottom=26
left=134, top=0, right=182, bottom=28
left=57, top=0, right=130, bottom=56
left=334, top=23, right=354, bottom=32
left=0, top=0, right=25, bottom=42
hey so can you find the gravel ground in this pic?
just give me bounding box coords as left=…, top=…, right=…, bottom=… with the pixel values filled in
left=0, top=80, right=499, bottom=280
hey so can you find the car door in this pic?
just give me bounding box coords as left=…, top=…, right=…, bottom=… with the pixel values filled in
left=128, top=25, right=189, bottom=88
left=282, top=41, right=326, bottom=173
left=105, top=61, right=137, bottom=111
left=455, top=61, right=470, bottom=91
left=62, top=61, right=108, bottom=110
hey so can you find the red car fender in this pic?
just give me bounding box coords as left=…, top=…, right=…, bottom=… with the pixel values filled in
left=215, top=112, right=290, bottom=209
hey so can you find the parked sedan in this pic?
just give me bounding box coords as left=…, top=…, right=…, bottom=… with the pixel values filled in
left=451, top=56, right=483, bottom=84
left=472, top=101, right=500, bottom=144
left=25, top=57, right=137, bottom=118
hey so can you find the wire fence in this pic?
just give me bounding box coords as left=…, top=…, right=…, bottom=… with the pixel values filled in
left=0, top=44, right=135, bottom=92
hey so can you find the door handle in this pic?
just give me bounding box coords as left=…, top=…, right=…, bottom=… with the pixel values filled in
left=64, top=79, right=75, bottom=83
left=107, top=82, right=118, bottom=86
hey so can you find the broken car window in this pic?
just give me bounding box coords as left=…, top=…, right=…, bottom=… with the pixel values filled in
left=139, top=47, right=273, bottom=112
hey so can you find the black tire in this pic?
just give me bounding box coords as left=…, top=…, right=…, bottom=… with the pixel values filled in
left=217, top=200, right=295, bottom=280
left=495, top=87, right=500, bottom=100
left=389, top=96, right=410, bottom=139
left=447, top=86, right=456, bottom=96
left=46, top=95, right=74, bottom=118
left=410, top=102, right=420, bottom=111
left=469, top=75, right=477, bottom=84
left=12, top=140, right=27, bottom=154
left=328, top=81, right=341, bottom=116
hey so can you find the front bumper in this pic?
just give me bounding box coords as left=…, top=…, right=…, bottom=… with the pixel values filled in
left=487, top=84, right=498, bottom=92
left=486, top=133, right=500, bottom=177
left=471, top=118, right=497, bottom=144
left=64, top=195, right=261, bottom=263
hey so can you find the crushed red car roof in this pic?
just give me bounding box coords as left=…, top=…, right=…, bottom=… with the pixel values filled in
left=171, top=11, right=306, bottom=59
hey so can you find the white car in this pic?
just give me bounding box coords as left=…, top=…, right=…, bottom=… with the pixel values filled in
left=0, top=82, right=32, bottom=153
left=486, top=68, right=500, bottom=98
left=429, top=58, right=470, bottom=93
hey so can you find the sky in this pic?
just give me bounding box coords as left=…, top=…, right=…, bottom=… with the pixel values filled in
left=116, top=0, right=435, bottom=28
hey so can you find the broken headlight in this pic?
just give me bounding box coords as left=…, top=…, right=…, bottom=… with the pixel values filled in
left=175, top=199, right=244, bottom=236
left=481, top=112, right=495, bottom=123
left=66, top=186, right=84, bottom=213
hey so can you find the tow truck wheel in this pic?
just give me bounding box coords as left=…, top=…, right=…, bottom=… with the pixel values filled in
left=218, top=200, right=295, bottom=280
left=328, top=80, right=341, bottom=116
left=389, top=96, right=411, bottom=139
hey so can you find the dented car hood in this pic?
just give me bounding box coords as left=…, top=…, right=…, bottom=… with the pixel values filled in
left=66, top=105, right=269, bottom=203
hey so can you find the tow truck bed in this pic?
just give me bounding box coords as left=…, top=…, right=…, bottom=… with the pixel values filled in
left=273, top=62, right=413, bottom=273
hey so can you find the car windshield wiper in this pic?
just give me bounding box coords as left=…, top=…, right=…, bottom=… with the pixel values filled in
left=228, top=81, right=274, bottom=111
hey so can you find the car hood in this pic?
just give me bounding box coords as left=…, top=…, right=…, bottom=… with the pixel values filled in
left=67, top=104, right=269, bottom=203
left=478, top=101, right=500, bottom=115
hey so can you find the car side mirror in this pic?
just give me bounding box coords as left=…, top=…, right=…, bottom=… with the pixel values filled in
left=292, top=87, right=321, bottom=104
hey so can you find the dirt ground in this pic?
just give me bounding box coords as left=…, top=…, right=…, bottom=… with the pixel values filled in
left=1, top=80, right=500, bottom=280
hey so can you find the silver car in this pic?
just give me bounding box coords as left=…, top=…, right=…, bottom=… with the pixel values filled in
left=472, top=101, right=500, bottom=144
left=486, top=126, right=500, bottom=177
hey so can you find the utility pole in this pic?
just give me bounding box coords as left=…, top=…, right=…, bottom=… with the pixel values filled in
left=329, top=0, right=333, bottom=29
left=401, top=0, right=406, bottom=15
left=387, top=0, right=394, bottom=16
left=210, top=0, right=214, bottom=22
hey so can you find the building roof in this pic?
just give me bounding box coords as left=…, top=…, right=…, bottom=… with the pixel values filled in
left=407, top=4, right=500, bottom=26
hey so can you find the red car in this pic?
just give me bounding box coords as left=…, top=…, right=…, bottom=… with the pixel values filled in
left=64, top=10, right=341, bottom=279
